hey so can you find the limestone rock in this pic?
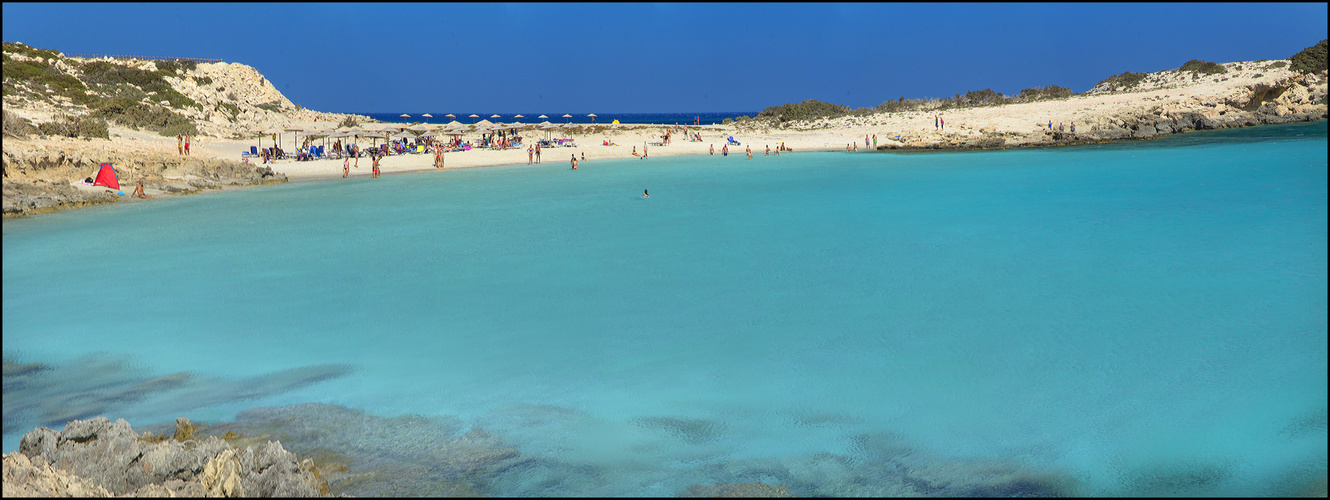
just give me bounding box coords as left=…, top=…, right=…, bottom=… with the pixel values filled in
left=14, top=416, right=328, bottom=497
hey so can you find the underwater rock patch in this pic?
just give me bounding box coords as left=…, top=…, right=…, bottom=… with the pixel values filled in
left=197, top=402, right=526, bottom=497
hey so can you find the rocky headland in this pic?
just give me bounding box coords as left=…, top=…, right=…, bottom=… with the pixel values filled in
left=2, top=41, right=377, bottom=218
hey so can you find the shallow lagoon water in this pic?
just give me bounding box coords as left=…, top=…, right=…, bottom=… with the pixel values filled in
left=4, top=122, right=1326, bottom=495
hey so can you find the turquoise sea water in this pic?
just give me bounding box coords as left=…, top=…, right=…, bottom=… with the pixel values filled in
left=4, top=121, right=1326, bottom=496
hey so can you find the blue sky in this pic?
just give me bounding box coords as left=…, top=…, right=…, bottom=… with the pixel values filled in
left=3, top=3, right=1326, bottom=114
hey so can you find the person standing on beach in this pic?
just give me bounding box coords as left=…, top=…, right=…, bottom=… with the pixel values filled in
left=765, top=145, right=770, bottom=156
left=371, top=152, right=381, bottom=178
left=865, top=135, right=869, bottom=148
left=746, top=145, right=752, bottom=159
left=643, top=143, right=648, bottom=160
left=872, top=134, right=877, bottom=148
left=535, top=142, right=542, bottom=164
left=1070, top=123, right=1076, bottom=133
left=722, top=144, right=728, bottom=156
left=709, top=144, right=714, bottom=155
left=343, top=157, right=350, bottom=178
left=571, top=154, right=578, bottom=170
left=185, top=134, right=190, bottom=156
left=177, top=134, right=183, bottom=155
left=935, top=116, right=939, bottom=131
left=940, top=117, right=944, bottom=131
left=528, top=145, right=534, bottom=165
left=1048, top=120, right=1053, bottom=131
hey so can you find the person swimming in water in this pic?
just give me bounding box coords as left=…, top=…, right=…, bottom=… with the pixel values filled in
left=643, top=189, right=649, bottom=198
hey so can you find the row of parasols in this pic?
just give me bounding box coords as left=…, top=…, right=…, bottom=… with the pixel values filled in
left=257, top=113, right=602, bottom=153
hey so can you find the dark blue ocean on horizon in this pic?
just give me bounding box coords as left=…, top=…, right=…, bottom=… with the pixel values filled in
left=353, top=111, right=759, bottom=125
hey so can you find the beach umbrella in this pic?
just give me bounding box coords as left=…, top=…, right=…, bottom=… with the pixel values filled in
left=409, top=124, right=429, bottom=132
left=490, top=114, right=501, bottom=120
left=400, top=114, right=410, bottom=122
left=445, top=114, right=456, bottom=120
left=475, top=119, right=494, bottom=128
left=588, top=113, right=597, bottom=123
left=538, top=115, right=548, bottom=119
left=513, top=114, right=525, bottom=119
left=562, top=114, right=572, bottom=123
left=469, top=114, right=479, bottom=123
left=284, top=126, right=304, bottom=154
left=422, top=113, right=433, bottom=123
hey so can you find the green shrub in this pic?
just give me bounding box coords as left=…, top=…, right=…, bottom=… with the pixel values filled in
left=80, top=60, right=199, bottom=110
left=1, top=42, right=61, bottom=61
left=91, top=96, right=195, bottom=134
left=157, top=121, right=198, bottom=137
left=3, top=109, right=37, bottom=137
left=757, top=99, right=850, bottom=122
left=1289, top=39, right=1327, bottom=74
left=1180, top=59, right=1226, bottom=75
left=37, top=114, right=109, bottom=139
left=194, top=75, right=213, bottom=86
left=1, top=57, right=93, bottom=105
left=1018, top=85, right=1072, bottom=100
left=256, top=101, right=283, bottom=112
left=1095, top=71, right=1148, bottom=90
left=338, top=116, right=360, bottom=128
left=218, top=101, right=240, bottom=117
left=961, top=88, right=1009, bottom=106
left=1270, top=61, right=1288, bottom=69
left=721, top=117, right=733, bottom=124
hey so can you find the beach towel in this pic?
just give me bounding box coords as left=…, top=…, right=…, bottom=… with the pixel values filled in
left=92, top=163, right=120, bottom=190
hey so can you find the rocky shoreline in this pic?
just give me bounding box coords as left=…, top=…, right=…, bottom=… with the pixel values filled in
left=2, top=138, right=285, bottom=218
left=3, top=416, right=330, bottom=497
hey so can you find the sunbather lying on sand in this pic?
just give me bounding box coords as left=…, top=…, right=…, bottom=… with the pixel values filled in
left=132, top=180, right=153, bottom=199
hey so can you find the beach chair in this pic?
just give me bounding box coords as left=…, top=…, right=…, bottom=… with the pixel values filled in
left=242, top=146, right=257, bottom=159
left=727, top=136, right=741, bottom=146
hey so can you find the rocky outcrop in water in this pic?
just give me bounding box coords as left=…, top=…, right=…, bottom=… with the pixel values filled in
left=5, top=416, right=329, bottom=497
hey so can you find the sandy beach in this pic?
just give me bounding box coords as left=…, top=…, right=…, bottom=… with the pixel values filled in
left=4, top=57, right=1324, bottom=215
left=174, top=59, right=1323, bottom=183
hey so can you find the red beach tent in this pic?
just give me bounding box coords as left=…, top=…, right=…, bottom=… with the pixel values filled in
left=92, top=163, right=120, bottom=190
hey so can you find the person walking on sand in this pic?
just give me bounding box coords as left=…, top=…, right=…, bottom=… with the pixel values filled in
left=343, top=157, right=350, bottom=178
left=940, top=116, right=944, bottom=131
left=535, top=142, right=542, bottom=164
left=528, top=145, right=534, bottom=165
left=935, top=116, right=939, bottom=131
left=184, top=133, right=190, bottom=156
left=176, top=134, right=183, bottom=155
left=571, top=154, right=578, bottom=170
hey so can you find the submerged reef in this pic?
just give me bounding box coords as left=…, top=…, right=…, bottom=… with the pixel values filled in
left=2, top=354, right=352, bottom=439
